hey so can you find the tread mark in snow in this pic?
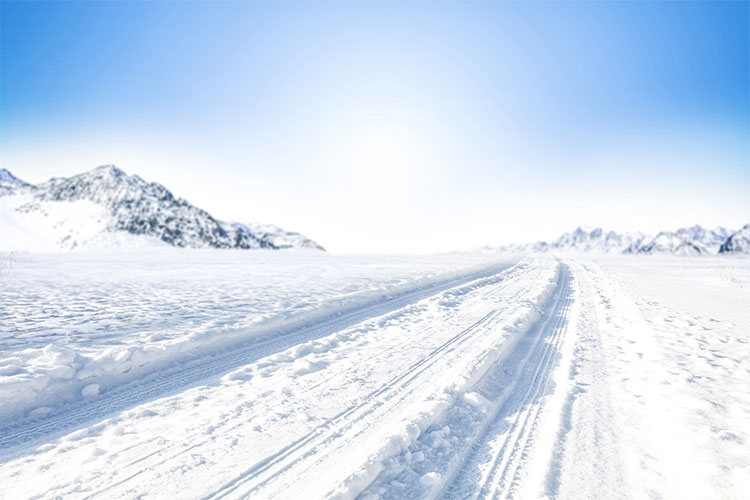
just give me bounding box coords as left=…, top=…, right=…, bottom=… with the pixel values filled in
left=202, top=295, right=515, bottom=499
left=0, top=263, right=517, bottom=460
left=437, top=263, right=573, bottom=500
left=198, top=265, right=541, bottom=499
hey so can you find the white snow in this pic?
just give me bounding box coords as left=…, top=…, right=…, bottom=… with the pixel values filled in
left=0, top=250, right=512, bottom=425
left=81, top=384, right=100, bottom=397
left=0, top=194, right=167, bottom=251
left=0, top=251, right=747, bottom=500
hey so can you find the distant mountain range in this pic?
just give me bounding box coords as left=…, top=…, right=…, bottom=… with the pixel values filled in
left=497, top=225, right=749, bottom=256
left=719, top=224, right=750, bottom=254
left=2, top=165, right=746, bottom=256
left=0, top=165, right=324, bottom=251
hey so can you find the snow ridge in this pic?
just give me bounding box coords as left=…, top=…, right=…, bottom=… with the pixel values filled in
left=0, top=165, right=323, bottom=251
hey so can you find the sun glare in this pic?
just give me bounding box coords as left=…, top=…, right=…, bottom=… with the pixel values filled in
left=338, top=120, right=425, bottom=193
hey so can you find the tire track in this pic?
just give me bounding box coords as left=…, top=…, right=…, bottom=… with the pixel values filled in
left=0, top=262, right=517, bottom=461
left=202, top=267, right=535, bottom=499
left=63, top=262, right=532, bottom=499
left=437, top=262, right=573, bottom=500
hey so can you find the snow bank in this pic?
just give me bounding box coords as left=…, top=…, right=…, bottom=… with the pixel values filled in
left=331, top=259, right=562, bottom=500
left=0, top=250, right=513, bottom=424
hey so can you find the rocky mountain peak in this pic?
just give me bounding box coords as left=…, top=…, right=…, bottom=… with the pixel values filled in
left=719, top=224, right=750, bottom=254
left=0, top=165, right=324, bottom=251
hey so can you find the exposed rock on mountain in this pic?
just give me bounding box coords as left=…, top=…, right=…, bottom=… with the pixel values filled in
left=497, top=227, right=648, bottom=255
left=550, top=227, right=649, bottom=254
left=0, top=168, right=31, bottom=195
left=674, top=225, right=733, bottom=253
left=636, top=231, right=704, bottom=255
left=719, top=224, right=750, bottom=254
left=0, top=165, right=323, bottom=251
left=497, top=225, right=737, bottom=256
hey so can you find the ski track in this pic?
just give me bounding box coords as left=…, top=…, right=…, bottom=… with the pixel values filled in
left=185, top=263, right=539, bottom=500
left=0, top=257, right=560, bottom=500
left=0, top=262, right=514, bottom=460
left=540, top=261, right=628, bottom=500
left=2, top=255, right=747, bottom=500
left=379, top=263, right=575, bottom=500
left=455, top=264, right=572, bottom=500
left=203, top=309, right=502, bottom=500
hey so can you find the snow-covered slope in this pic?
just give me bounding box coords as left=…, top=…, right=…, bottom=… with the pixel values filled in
left=719, top=224, right=750, bottom=254
left=675, top=225, right=733, bottom=253
left=0, top=168, right=31, bottom=195
left=224, top=222, right=324, bottom=250
left=0, top=165, right=323, bottom=251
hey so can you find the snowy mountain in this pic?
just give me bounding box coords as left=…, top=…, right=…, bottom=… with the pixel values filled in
left=0, top=168, right=31, bottom=194
left=550, top=227, right=649, bottom=253
left=497, top=227, right=649, bottom=255
left=636, top=231, right=704, bottom=255
left=719, top=224, right=750, bottom=254
left=497, top=224, right=738, bottom=256
left=0, top=165, right=324, bottom=251
left=222, top=222, right=324, bottom=250
left=675, top=225, right=733, bottom=253
left=635, top=225, right=735, bottom=255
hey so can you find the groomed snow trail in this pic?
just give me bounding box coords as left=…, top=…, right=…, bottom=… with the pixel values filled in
left=0, top=260, right=513, bottom=459
left=0, top=257, right=562, bottom=499
left=358, top=257, right=750, bottom=500
left=441, top=264, right=574, bottom=500
left=2, top=255, right=748, bottom=500
left=203, top=262, right=567, bottom=500
left=356, top=262, right=578, bottom=500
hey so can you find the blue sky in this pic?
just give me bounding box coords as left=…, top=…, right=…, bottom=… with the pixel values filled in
left=1, top=1, right=748, bottom=253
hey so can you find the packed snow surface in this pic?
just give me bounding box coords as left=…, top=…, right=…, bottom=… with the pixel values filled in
left=1, top=251, right=748, bottom=500
left=0, top=250, right=509, bottom=424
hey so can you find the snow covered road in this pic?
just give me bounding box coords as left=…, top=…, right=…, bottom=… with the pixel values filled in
left=0, top=256, right=514, bottom=456
left=1, top=253, right=748, bottom=499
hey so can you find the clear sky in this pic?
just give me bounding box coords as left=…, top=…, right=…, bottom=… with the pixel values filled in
left=1, top=1, right=748, bottom=253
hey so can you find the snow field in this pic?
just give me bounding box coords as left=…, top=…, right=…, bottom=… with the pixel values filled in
left=0, top=256, right=562, bottom=499
left=1, top=252, right=747, bottom=500
left=523, top=256, right=750, bottom=500
left=0, top=250, right=511, bottom=427
left=588, top=257, right=750, bottom=500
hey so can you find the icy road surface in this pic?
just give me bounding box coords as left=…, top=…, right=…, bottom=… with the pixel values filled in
left=1, top=252, right=748, bottom=499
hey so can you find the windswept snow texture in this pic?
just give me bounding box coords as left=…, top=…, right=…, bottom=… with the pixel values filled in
left=0, top=165, right=323, bottom=251
left=1, top=252, right=748, bottom=500
left=0, top=250, right=512, bottom=427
